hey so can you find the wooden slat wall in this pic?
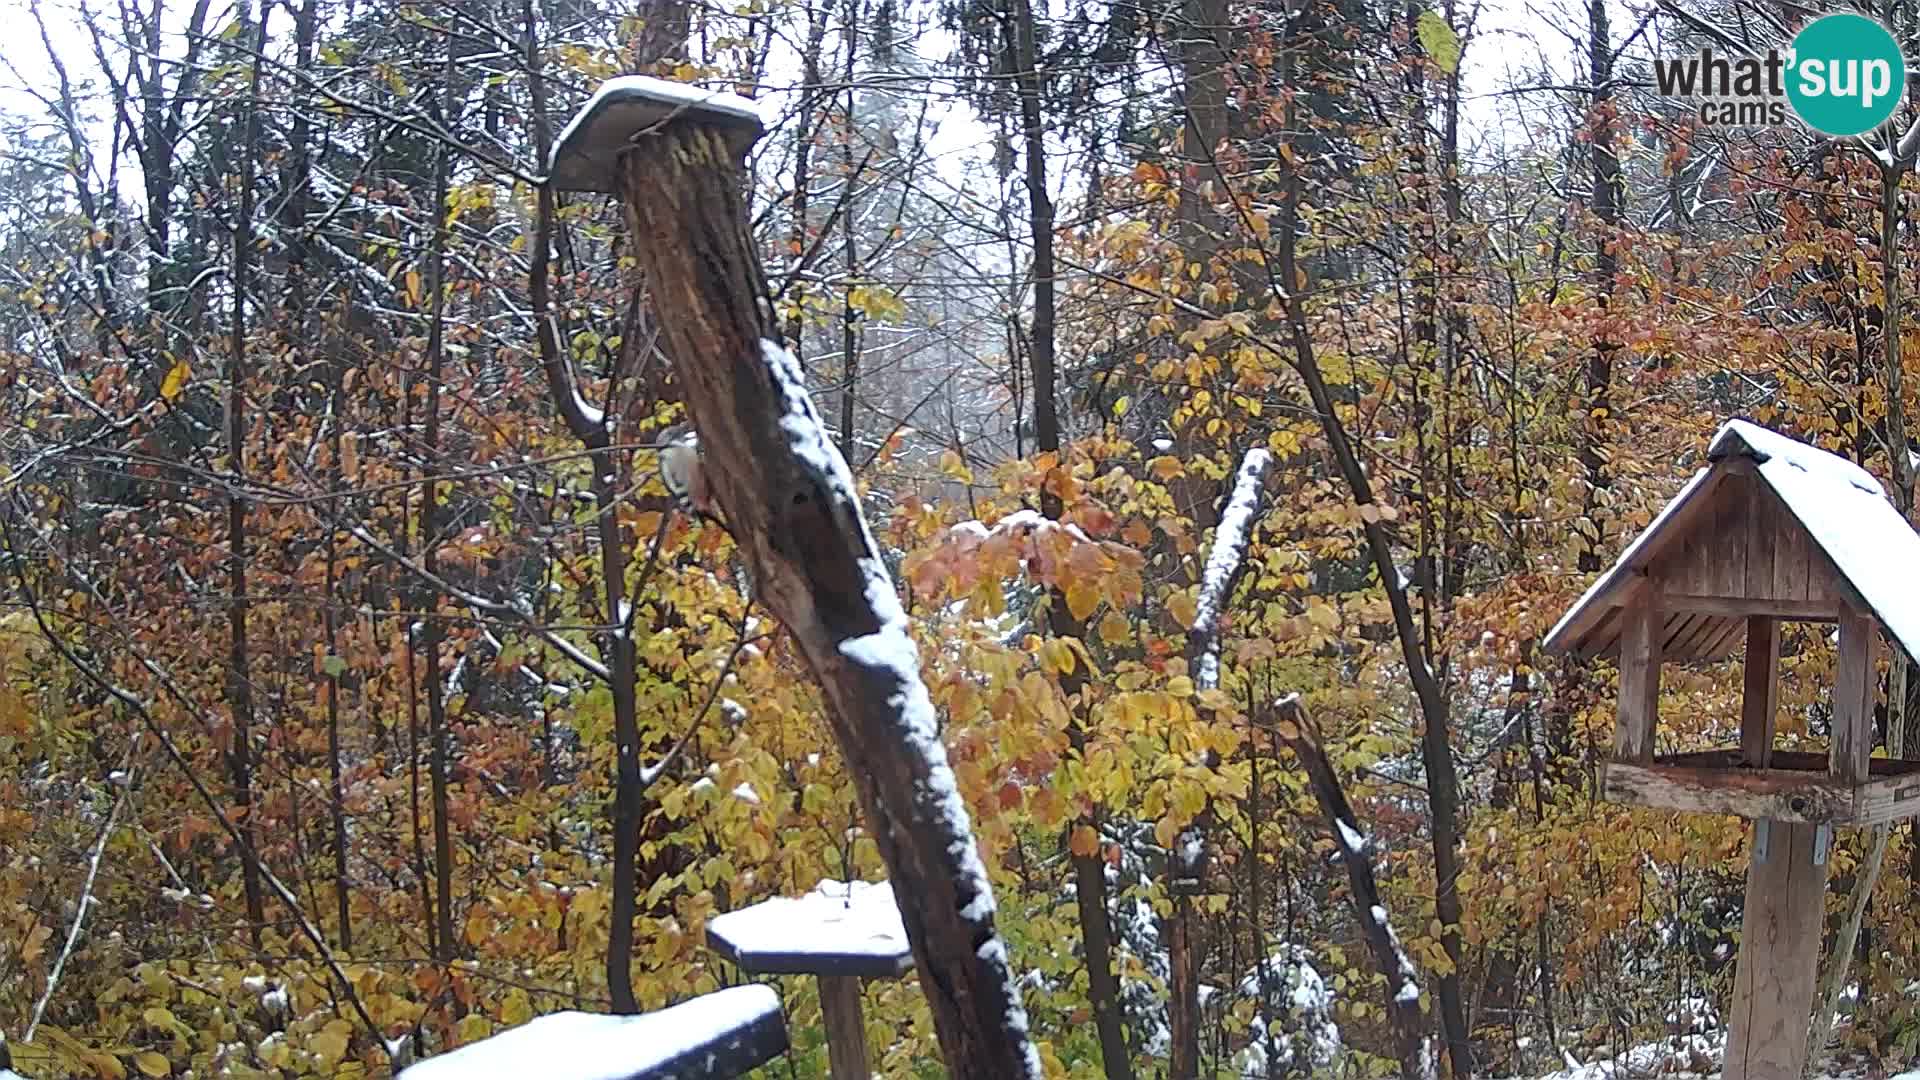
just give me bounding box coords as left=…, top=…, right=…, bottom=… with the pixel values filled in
left=1744, top=483, right=1778, bottom=599
left=1712, top=474, right=1749, bottom=598
left=1771, top=489, right=1816, bottom=603
left=1647, top=478, right=1842, bottom=612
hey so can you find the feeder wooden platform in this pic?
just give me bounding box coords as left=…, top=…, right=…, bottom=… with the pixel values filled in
left=1602, top=750, right=1920, bottom=824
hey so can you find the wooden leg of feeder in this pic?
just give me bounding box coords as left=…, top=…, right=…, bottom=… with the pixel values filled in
left=819, top=975, right=870, bottom=1079
left=1614, top=596, right=1662, bottom=761
left=1740, top=616, right=1778, bottom=768
left=1725, top=818, right=1827, bottom=1080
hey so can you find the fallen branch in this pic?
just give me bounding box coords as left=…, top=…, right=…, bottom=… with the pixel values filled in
left=1271, top=694, right=1434, bottom=1079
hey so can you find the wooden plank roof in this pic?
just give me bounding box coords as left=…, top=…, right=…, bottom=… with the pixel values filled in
left=1543, top=420, right=1920, bottom=665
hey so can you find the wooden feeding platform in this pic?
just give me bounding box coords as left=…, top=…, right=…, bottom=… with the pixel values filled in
left=397, top=984, right=788, bottom=1080
left=1602, top=749, right=1920, bottom=825
left=707, top=880, right=912, bottom=1080
left=1544, top=419, right=1920, bottom=1080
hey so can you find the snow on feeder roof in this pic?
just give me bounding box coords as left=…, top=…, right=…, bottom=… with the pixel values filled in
left=1544, top=418, right=1920, bottom=666
left=397, top=985, right=786, bottom=1080
left=548, top=77, right=767, bottom=193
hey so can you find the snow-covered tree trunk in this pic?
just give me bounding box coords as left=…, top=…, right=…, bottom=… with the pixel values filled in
left=612, top=117, right=1042, bottom=1079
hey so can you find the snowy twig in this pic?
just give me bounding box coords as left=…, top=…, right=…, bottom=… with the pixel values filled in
left=24, top=761, right=130, bottom=1043
left=1271, top=694, right=1434, bottom=1078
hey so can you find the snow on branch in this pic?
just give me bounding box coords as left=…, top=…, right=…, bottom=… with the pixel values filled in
left=1271, top=694, right=1435, bottom=1079
left=1189, top=447, right=1273, bottom=691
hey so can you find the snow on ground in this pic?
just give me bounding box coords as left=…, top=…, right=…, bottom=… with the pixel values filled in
left=1506, top=1034, right=1920, bottom=1080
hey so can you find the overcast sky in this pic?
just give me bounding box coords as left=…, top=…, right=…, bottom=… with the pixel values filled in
left=0, top=0, right=1584, bottom=204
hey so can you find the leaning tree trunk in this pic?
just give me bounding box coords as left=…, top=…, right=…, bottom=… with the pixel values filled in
left=610, top=117, right=1041, bottom=1078
left=1271, top=29, right=1471, bottom=1074
left=1273, top=697, right=1432, bottom=1078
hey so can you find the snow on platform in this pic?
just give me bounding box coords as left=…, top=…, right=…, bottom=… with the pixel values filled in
left=1502, top=1034, right=1920, bottom=1080
left=548, top=76, right=768, bottom=192
left=707, top=879, right=913, bottom=978
left=398, top=985, right=786, bottom=1080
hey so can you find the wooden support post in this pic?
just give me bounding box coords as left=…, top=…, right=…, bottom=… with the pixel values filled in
left=1725, top=819, right=1827, bottom=1080
left=819, top=975, right=870, bottom=1079
left=1742, top=616, right=1779, bottom=768
left=1615, top=595, right=1662, bottom=761
left=1833, top=603, right=1879, bottom=785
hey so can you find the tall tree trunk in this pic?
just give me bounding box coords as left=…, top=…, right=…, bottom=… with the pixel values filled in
left=422, top=46, right=458, bottom=967
left=225, top=0, right=268, bottom=953
left=1809, top=157, right=1915, bottom=1074
left=608, top=110, right=1042, bottom=1079
left=1578, top=0, right=1619, bottom=575
left=1271, top=31, right=1471, bottom=1075
left=1008, top=0, right=1132, bottom=1073
left=325, top=469, right=351, bottom=951
left=522, top=1, right=645, bottom=1011
left=783, top=0, right=830, bottom=352
left=838, top=0, right=862, bottom=462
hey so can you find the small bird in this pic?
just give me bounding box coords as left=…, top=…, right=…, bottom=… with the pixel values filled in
left=657, top=422, right=714, bottom=517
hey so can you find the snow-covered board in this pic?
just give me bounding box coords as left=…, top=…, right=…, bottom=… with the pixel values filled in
left=707, top=879, right=912, bottom=978
left=397, top=984, right=787, bottom=1080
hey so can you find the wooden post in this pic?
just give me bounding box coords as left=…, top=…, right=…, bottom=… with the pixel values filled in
left=1166, top=901, right=1198, bottom=1079
left=819, top=975, right=870, bottom=1079
left=1833, top=602, right=1878, bottom=785
left=1724, top=820, right=1827, bottom=1080
left=1727, top=606, right=1873, bottom=1079
left=1615, top=594, right=1662, bottom=760
left=1741, top=616, right=1779, bottom=768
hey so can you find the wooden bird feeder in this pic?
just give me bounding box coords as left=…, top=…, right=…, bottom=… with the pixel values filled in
left=1544, top=419, right=1920, bottom=1078
left=547, top=77, right=764, bottom=192
left=707, top=880, right=912, bottom=1080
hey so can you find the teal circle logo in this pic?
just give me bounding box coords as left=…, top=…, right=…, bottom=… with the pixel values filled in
left=1786, top=13, right=1905, bottom=136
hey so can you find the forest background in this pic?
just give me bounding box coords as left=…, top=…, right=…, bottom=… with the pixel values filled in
left=2, top=0, right=1919, bottom=1074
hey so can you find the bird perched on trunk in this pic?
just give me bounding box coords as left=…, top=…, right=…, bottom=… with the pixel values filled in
left=657, top=422, right=714, bottom=518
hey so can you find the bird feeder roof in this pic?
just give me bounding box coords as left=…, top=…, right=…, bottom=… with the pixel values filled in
left=1543, top=419, right=1920, bottom=665
left=547, top=76, right=767, bottom=193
